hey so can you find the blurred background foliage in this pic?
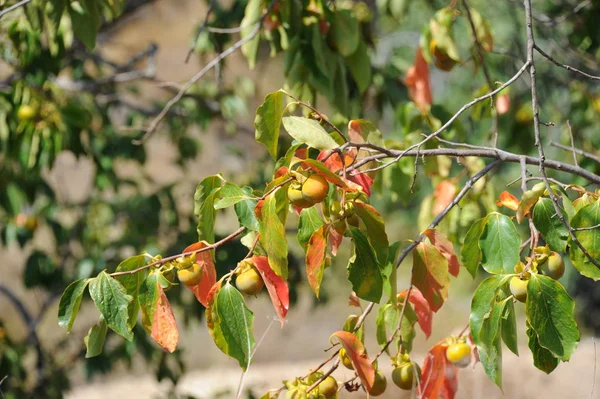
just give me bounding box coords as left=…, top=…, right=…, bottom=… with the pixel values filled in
left=0, top=0, right=599, bottom=398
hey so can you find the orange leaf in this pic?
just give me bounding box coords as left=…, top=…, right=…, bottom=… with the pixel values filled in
left=347, top=172, right=374, bottom=197
left=496, top=93, right=510, bottom=115
left=398, top=288, right=433, bottom=338
left=420, top=341, right=459, bottom=399
left=317, top=149, right=356, bottom=173
left=184, top=241, right=217, bottom=307
left=151, top=285, right=179, bottom=353
left=348, top=292, right=361, bottom=307
left=423, top=228, right=460, bottom=277
left=433, top=180, right=457, bottom=216
left=330, top=331, right=375, bottom=391
left=411, top=242, right=449, bottom=312
left=328, top=225, right=344, bottom=256
left=405, top=47, right=433, bottom=111
left=250, top=256, right=289, bottom=327
left=306, top=225, right=329, bottom=298
left=274, top=166, right=289, bottom=179
left=495, top=190, right=519, bottom=211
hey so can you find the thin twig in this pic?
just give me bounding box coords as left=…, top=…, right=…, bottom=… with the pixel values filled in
left=549, top=141, right=600, bottom=164
left=185, top=0, right=216, bottom=63
left=0, top=0, right=32, bottom=19
left=565, top=121, right=579, bottom=167
left=535, top=44, right=600, bottom=81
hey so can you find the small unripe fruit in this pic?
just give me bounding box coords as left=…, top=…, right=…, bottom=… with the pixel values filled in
left=236, top=266, right=264, bottom=295
left=509, top=276, right=529, bottom=303
left=343, top=201, right=355, bottom=216
left=317, top=376, right=338, bottom=399
left=177, top=263, right=203, bottom=286
left=330, top=201, right=343, bottom=219
left=392, top=362, right=421, bottom=390
left=332, top=219, right=346, bottom=235
left=288, top=185, right=314, bottom=209
left=445, top=342, right=471, bottom=368
left=301, top=174, right=329, bottom=204
left=539, top=252, right=565, bottom=280
left=368, top=371, right=387, bottom=396
left=17, top=104, right=36, bottom=121
left=347, top=214, right=359, bottom=227
left=339, top=348, right=353, bottom=370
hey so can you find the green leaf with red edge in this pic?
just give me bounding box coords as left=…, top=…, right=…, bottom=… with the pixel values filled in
left=88, top=271, right=134, bottom=341
left=398, top=288, right=433, bottom=338
left=255, top=90, right=285, bottom=159
left=306, top=225, right=329, bottom=298
left=282, top=116, right=339, bottom=151
left=258, top=193, right=289, bottom=279
left=354, top=202, right=389, bottom=265
left=114, top=255, right=147, bottom=329
left=423, top=228, right=460, bottom=277
left=297, top=207, right=325, bottom=250
left=208, top=283, right=255, bottom=370
left=419, top=341, right=459, bottom=399
left=329, top=331, right=375, bottom=391
left=347, top=227, right=384, bottom=303
left=411, top=242, right=449, bottom=312
left=300, top=158, right=347, bottom=188
left=182, top=241, right=217, bottom=307
left=250, top=256, right=289, bottom=327
left=58, top=278, right=91, bottom=333
left=150, top=283, right=179, bottom=353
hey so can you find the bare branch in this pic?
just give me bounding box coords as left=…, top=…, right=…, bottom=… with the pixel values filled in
left=185, top=0, right=216, bottom=63
left=535, top=44, right=600, bottom=81
left=550, top=140, right=600, bottom=165
left=0, top=0, right=32, bottom=19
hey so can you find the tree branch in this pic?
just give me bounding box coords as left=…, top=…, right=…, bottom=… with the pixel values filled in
left=549, top=140, right=600, bottom=165
left=534, top=44, right=600, bottom=81
left=0, top=0, right=32, bottom=19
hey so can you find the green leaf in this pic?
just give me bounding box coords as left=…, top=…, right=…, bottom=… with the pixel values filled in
left=138, top=272, right=161, bottom=333
left=354, top=202, right=389, bottom=265
left=501, top=298, right=518, bottom=356
left=114, top=255, right=146, bottom=329
left=347, top=228, right=384, bottom=303
left=376, top=303, right=417, bottom=354
left=84, top=316, right=107, bottom=358
left=345, top=40, right=371, bottom=93
left=215, top=284, right=255, bottom=370
left=234, top=186, right=260, bottom=231
left=569, top=200, right=600, bottom=280
left=561, top=193, right=576, bottom=222
left=58, top=278, right=91, bottom=333
left=214, top=182, right=255, bottom=209
left=255, top=90, right=285, bottom=159
left=460, top=217, right=487, bottom=278
left=411, top=242, right=449, bottom=312
left=382, top=241, right=402, bottom=305
left=478, top=295, right=509, bottom=389
left=241, top=0, right=262, bottom=69
left=470, top=275, right=504, bottom=344
left=297, top=207, right=325, bottom=250
left=259, top=193, right=288, bottom=279
left=526, top=322, right=559, bottom=374
left=88, top=271, right=134, bottom=341
left=194, top=176, right=222, bottom=244
left=479, top=213, right=521, bottom=274
left=329, top=10, right=359, bottom=57
left=68, top=0, right=102, bottom=50
left=532, top=198, right=568, bottom=252
left=282, top=116, right=339, bottom=151
left=526, top=274, right=579, bottom=361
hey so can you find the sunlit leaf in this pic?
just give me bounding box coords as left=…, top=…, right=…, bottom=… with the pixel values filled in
left=183, top=241, right=217, bottom=307
left=258, top=193, right=289, bottom=279
left=496, top=191, right=519, bottom=211
left=569, top=200, right=600, bottom=280
left=424, top=228, right=459, bottom=277
left=411, top=242, right=449, bottom=312
left=479, top=213, right=521, bottom=274
left=58, top=278, right=90, bottom=333
left=88, top=271, right=133, bottom=341
left=114, top=255, right=146, bottom=329
left=398, top=288, right=433, bottom=338
left=306, top=225, right=329, bottom=298
left=419, top=341, right=459, bottom=399
left=251, top=256, right=289, bottom=326
left=330, top=331, right=375, bottom=391
left=297, top=207, right=325, bottom=250
left=255, top=90, right=285, bottom=159
left=282, top=116, right=338, bottom=151
left=532, top=198, right=568, bottom=252
left=214, top=182, right=255, bottom=209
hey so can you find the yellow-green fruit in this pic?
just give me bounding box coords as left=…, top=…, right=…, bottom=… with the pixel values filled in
left=177, top=263, right=203, bottom=286
left=301, top=174, right=329, bottom=204
left=392, top=362, right=421, bottom=390
left=343, top=201, right=355, bottom=216
left=368, top=371, right=387, bottom=396
left=347, top=214, right=359, bottom=227
left=509, top=276, right=529, bottom=303
left=445, top=342, right=471, bottom=368
left=330, top=201, right=343, bottom=219
left=539, top=252, right=565, bottom=280
left=317, top=376, right=338, bottom=399
left=332, top=219, right=346, bottom=235
left=288, top=185, right=314, bottom=208
left=17, top=104, right=36, bottom=121
left=236, top=266, right=264, bottom=295
left=339, top=348, right=353, bottom=370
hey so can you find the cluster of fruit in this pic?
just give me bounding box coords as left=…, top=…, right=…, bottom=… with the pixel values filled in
left=509, top=246, right=565, bottom=302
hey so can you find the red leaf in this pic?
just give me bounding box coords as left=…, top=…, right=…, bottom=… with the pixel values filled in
left=330, top=331, right=375, bottom=391
left=496, top=93, right=511, bottom=115
left=398, top=288, right=433, bottom=338
left=250, top=256, right=289, bottom=327
left=423, top=229, right=460, bottom=277
left=433, top=180, right=457, bottom=216
left=411, top=242, right=449, bottom=312
left=184, top=241, right=217, bottom=307
left=328, top=225, right=344, bottom=256
left=274, top=166, right=289, bottom=179
left=295, top=148, right=308, bottom=160
left=151, top=285, right=179, bottom=353
left=405, top=47, right=433, bottom=111
left=348, top=172, right=374, bottom=197
left=420, top=341, right=459, bottom=399
left=317, top=149, right=356, bottom=173
left=306, top=225, right=328, bottom=298
left=495, top=190, right=519, bottom=211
